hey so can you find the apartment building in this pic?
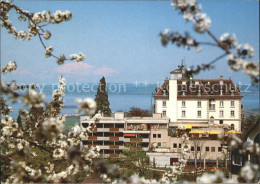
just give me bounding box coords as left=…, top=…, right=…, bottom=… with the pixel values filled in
left=80, top=113, right=169, bottom=157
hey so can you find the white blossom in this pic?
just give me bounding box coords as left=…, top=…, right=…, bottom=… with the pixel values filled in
left=45, top=46, right=53, bottom=58
left=69, top=52, right=86, bottom=62
left=239, top=163, right=259, bottom=183
left=220, top=33, right=229, bottom=41
left=17, top=30, right=27, bottom=40
left=193, top=13, right=211, bottom=33
left=43, top=30, right=51, bottom=40
left=53, top=148, right=66, bottom=159
left=243, top=43, right=254, bottom=58
left=53, top=10, right=72, bottom=23
left=1, top=61, right=17, bottom=73
left=42, top=117, right=64, bottom=138
left=57, top=55, right=66, bottom=64
left=75, top=98, right=96, bottom=115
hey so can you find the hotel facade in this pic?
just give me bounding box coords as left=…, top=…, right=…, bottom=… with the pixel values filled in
left=80, top=66, right=242, bottom=169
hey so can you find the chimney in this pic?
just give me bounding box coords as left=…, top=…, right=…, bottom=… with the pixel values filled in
left=219, top=76, right=224, bottom=85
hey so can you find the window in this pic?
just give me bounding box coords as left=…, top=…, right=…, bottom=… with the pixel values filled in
left=220, top=101, right=224, bottom=107
left=162, top=142, right=167, bottom=147
left=179, top=143, right=182, bottom=148
left=197, top=111, right=201, bottom=117
left=173, top=143, right=177, bottom=148
left=162, top=111, right=166, bottom=117
left=153, top=134, right=156, bottom=138
left=220, top=120, right=223, bottom=124
left=231, top=111, right=235, bottom=117
left=220, top=110, right=224, bottom=117
left=191, top=146, right=194, bottom=151
left=163, top=101, right=166, bottom=107
left=231, top=101, right=235, bottom=107
left=182, top=101, right=186, bottom=107
left=158, top=134, right=161, bottom=138
left=218, top=147, right=222, bottom=152
left=197, top=146, right=201, bottom=151
left=157, top=142, right=161, bottom=147
left=182, top=111, right=186, bottom=117
left=197, top=101, right=201, bottom=107
left=210, top=116, right=214, bottom=123
left=211, top=147, right=215, bottom=152
left=231, top=124, right=235, bottom=130
left=209, top=104, right=215, bottom=110
left=205, top=147, right=209, bottom=152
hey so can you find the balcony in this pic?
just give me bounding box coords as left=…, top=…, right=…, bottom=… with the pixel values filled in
left=109, top=128, right=120, bottom=132
left=98, top=145, right=110, bottom=149
left=142, top=138, right=150, bottom=143
left=88, top=136, right=97, bottom=140
left=96, top=128, right=110, bottom=132
left=109, top=136, right=119, bottom=141
left=109, top=145, right=119, bottom=149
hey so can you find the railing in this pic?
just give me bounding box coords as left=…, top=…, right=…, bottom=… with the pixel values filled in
left=109, top=145, right=119, bottom=149
left=109, top=128, right=119, bottom=132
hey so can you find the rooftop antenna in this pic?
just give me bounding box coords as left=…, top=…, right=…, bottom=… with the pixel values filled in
left=178, top=57, right=185, bottom=70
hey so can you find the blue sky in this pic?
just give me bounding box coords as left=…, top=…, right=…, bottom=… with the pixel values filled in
left=1, top=0, right=259, bottom=85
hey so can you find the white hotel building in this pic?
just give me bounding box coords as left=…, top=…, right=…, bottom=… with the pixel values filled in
left=154, top=68, right=242, bottom=132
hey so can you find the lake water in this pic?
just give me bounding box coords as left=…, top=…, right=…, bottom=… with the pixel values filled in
left=7, top=83, right=259, bottom=117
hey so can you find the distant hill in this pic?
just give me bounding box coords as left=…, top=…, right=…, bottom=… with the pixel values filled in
left=242, top=108, right=260, bottom=117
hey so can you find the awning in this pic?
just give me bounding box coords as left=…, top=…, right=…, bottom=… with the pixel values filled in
left=226, top=130, right=241, bottom=134
left=208, top=130, right=222, bottom=135
left=189, top=130, right=205, bottom=134
left=184, top=125, right=192, bottom=129
left=140, top=124, right=146, bottom=126
left=124, top=133, right=136, bottom=137
left=177, top=124, right=192, bottom=129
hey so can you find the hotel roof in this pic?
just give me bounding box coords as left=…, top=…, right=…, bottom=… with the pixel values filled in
left=154, top=78, right=242, bottom=99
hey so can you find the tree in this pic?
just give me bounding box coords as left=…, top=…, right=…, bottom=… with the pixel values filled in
left=0, top=1, right=98, bottom=183
left=126, top=107, right=151, bottom=117
left=242, top=114, right=260, bottom=134
left=95, top=77, right=111, bottom=117
left=116, top=138, right=161, bottom=180
left=190, top=139, right=208, bottom=178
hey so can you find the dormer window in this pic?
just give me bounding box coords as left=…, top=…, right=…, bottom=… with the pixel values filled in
left=210, top=88, right=214, bottom=95
left=163, top=90, right=166, bottom=95
left=230, top=89, right=235, bottom=95
left=198, top=89, right=201, bottom=96
left=181, top=88, right=186, bottom=96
